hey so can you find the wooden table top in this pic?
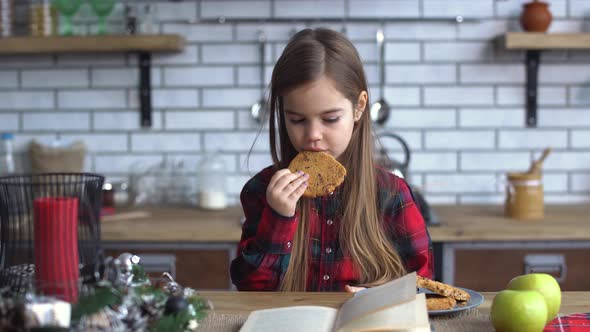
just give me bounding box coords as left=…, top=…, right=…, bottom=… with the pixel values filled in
left=100, top=204, right=590, bottom=242
left=199, top=290, right=590, bottom=316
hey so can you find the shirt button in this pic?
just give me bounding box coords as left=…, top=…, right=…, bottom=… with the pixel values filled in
left=329, top=191, right=334, bottom=196
left=323, top=274, right=330, bottom=281
left=326, top=219, right=333, bottom=225
left=286, top=241, right=292, bottom=248
left=325, top=247, right=332, bottom=254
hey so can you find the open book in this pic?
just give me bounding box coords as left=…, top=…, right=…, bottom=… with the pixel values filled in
left=239, top=272, right=430, bottom=332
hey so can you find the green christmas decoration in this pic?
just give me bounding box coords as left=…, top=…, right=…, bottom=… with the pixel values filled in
left=0, top=253, right=212, bottom=331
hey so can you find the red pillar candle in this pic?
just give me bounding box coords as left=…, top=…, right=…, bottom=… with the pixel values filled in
left=34, top=197, right=79, bottom=303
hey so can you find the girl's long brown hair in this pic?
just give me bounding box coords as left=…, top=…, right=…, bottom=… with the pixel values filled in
left=268, top=28, right=406, bottom=291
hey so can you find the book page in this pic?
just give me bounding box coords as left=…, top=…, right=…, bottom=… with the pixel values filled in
left=338, top=293, right=430, bottom=332
left=333, top=272, right=418, bottom=331
left=240, top=306, right=338, bottom=332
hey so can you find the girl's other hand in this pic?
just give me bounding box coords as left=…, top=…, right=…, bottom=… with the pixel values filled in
left=266, top=169, right=309, bottom=217
left=345, top=285, right=367, bottom=293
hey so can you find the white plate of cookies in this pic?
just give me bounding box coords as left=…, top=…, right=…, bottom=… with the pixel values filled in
left=417, top=276, right=484, bottom=316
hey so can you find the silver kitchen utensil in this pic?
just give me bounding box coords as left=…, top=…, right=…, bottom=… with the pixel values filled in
left=370, top=28, right=390, bottom=125
left=250, top=31, right=267, bottom=123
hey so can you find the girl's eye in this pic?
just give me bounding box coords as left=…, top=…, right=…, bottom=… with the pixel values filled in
left=324, top=117, right=340, bottom=123
left=289, top=118, right=305, bottom=124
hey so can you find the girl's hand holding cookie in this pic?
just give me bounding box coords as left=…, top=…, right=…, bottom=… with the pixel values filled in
left=266, top=169, right=309, bottom=217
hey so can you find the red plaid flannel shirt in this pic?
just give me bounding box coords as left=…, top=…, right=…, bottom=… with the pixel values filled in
left=230, top=166, right=433, bottom=291
left=545, top=313, right=590, bottom=331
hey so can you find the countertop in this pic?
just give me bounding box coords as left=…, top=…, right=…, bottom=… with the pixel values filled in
left=101, top=205, right=590, bottom=243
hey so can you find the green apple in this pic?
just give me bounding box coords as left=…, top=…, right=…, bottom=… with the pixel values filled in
left=507, top=273, right=561, bottom=323
left=491, top=289, right=548, bottom=332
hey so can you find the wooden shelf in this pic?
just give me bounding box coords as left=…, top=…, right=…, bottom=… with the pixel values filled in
left=504, top=32, right=590, bottom=50
left=0, top=34, right=185, bottom=54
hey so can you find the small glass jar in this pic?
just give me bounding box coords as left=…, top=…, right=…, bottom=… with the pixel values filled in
left=197, top=153, right=227, bottom=210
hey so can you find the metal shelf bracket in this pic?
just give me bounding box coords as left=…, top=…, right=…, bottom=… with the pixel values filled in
left=139, top=52, right=152, bottom=128
left=525, top=50, right=541, bottom=128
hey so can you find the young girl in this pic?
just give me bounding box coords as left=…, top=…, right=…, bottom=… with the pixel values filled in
left=230, top=28, right=433, bottom=292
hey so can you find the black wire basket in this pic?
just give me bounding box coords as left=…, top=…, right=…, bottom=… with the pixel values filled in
left=0, top=173, right=104, bottom=301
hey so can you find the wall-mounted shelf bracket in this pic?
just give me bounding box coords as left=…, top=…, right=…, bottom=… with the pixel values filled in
left=139, top=52, right=152, bottom=128
left=525, top=50, right=541, bottom=128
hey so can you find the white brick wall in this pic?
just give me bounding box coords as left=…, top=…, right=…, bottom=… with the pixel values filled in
left=2, top=0, right=590, bottom=205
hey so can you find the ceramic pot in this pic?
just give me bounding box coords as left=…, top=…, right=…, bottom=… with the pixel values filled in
left=520, top=0, right=552, bottom=32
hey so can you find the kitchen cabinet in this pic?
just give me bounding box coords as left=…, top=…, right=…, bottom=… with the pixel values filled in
left=430, top=205, right=590, bottom=291
left=104, top=244, right=235, bottom=290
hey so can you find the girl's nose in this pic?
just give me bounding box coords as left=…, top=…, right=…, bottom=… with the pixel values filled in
left=305, top=121, right=322, bottom=142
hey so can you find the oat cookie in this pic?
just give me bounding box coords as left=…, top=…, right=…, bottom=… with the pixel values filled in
left=287, top=151, right=346, bottom=198
left=425, top=294, right=457, bottom=311
left=417, top=276, right=471, bottom=302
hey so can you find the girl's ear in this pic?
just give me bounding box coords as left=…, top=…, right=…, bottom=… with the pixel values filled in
left=354, top=91, right=368, bottom=122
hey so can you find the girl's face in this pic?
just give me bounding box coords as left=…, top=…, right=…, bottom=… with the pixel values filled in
left=283, top=76, right=366, bottom=160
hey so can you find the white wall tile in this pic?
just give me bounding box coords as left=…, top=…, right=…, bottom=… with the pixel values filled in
left=202, top=45, right=258, bottom=64
left=163, top=24, right=232, bottom=42
left=154, top=2, right=197, bottom=22
left=204, top=132, right=269, bottom=152
left=165, top=111, right=235, bottom=130
left=388, top=65, right=456, bottom=83
left=425, top=42, right=494, bottom=61
left=384, top=43, right=421, bottom=62
left=275, top=0, right=345, bottom=18
left=425, top=174, right=497, bottom=193
left=499, top=130, right=567, bottom=149
left=538, top=109, right=590, bottom=128
left=461, top=152, right=530, bottom=171
left=544, top=194, right=590, bottom=204
left=571, top=130, right=590, bottom=148
left=458, top=20, right=511, bottom=39
left=540, top=65, right=590, bottom=83
left=460, top=109, right=523, bottom=128
left=202, top=88, right=260, bottom=108
left=383, top=23, right=456, bottom=40
left=378, top=130, right=422, bottom=152
left=569, top=0, right=590, bottom=17
left=56, top=54, right=125, bottom=67
left=411, top=152, right=458, bottom=171
left=423, top=0, right=494, bottom=18
left=425, top=130, right=495, bottom=149
left=164, top=67, right=233, bottom=87
left=459, top=195, right=504, bottom=205
left=543, top=173, right=569, bottom=192
left=383, top=109, right=457, bottom=128
left=22, top=69, right=88, bottom=88
left=0, top=114, right=18, bottom=131
left=23, top=112, right=90, bottom=131
left=201, top=1, right=271, bottom=18
left=131, top=133, right=201, bottom=152
left=0, top=92, right=54, bottom=110
left=383, top=87, right=421, bottom=106
left=425, top=87, right=494, bottom=106
left=61, top=134, right=127, bottom=152
left=348, top=0, right=419, bottom=18
left=58, top=90, right=126, bottom=109
left=226, top=175, right=251, bottom=195
left=235, top=24, right=304, bottom=42
left=461, top=65, right=524, bottom=83
left=571, top=173, right=590, bottom=192
left=0, top=70, right=18, bottom=88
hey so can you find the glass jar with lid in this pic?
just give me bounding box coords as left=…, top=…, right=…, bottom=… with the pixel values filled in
left=197, top=153, right=227, bottom=210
